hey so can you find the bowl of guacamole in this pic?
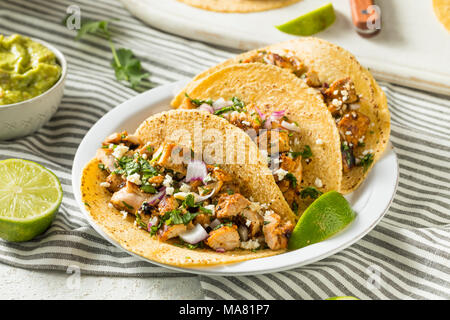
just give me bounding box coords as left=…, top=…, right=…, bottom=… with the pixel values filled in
left=0, top=34, right=67, bottom=140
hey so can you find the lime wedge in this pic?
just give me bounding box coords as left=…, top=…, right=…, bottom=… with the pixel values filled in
left=0, top=159, right=62, bottom=242
left=326, top=296, right=360, bottom=300
left=288, top=191, right=355, bottom=249
left=276, top=2, right=336, bottom=36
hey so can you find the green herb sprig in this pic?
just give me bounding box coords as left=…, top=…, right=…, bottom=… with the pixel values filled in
left=64, top=16, right=149, bottom=90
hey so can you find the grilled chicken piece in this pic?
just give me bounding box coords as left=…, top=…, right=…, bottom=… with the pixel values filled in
left=103, top=132, right=123, bottom=145
left=225, top=110, right=260, bottom=131
left=205, top=225, right=240, bottom=251
left=305, top=70, right=321, bottom=87
left=324, top=77, right=358, bottom=104
left=158, top=224, right=187, bottom=241
left=216, top=193, right=251, bottom=219
left=95, top=148, right=117, bottom=172
left=263, top=212, right=293, bottom=250
left=194, top=213, right=211, bottom=227
left=147, top=175, right=164, bottom=187
left=106, top=173, right=125, bottom=193
left=103, top=131, right=141, bottom=149
left=241, top=208, right=264, bottom=238
left=110, top=181, right=149, bottom=213
left=157, top=196, right=179, bottom=216
left=337, top=111, right=370, bottom=146
left=157, top=143, right=187, bottom=175
left=210, top=166, right=233, bottom=182
left=280, top=153, right=302, bottom=183
left=258, top=130, right=291, bottom=154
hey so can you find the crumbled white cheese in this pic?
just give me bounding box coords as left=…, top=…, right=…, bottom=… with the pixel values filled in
left=127, top=173, right=142, bottom=185
left=345, top=131, right=352, bottom=136
left=142, top=153, right=148, bottom=160
left=180, top=183, right=191, bottom=193
left=242, top=121, right=251, bottom=126
left=274, top=168, right=288, bottom=181
left=315, top=177, right=323, bottom=188
left=332, top=99, right=343, bottom=107
left=333, top=90, right=339, bottom=95
left=112, top=145, right=129, bottom=159
left=350, top=103, right=360, bottom=110
left=166, top=187, right=175, bottom=195
left=264, top=210, right=274, bottom=217
left=108, top=202, right=114, bottom=209
left=363, top=149, right=374, bottom=155
left=100, top=182, right=111, bottom=188
left=260, top=203, right=270, bottom=209
left=316, top=138, right=323, bottom=145
left=341, top=90, right=348, bottom=96
left=245, top=219, right=252, bottom=227
left=120, top=210, right=128, bottom=220
left=162, top=174, right=173, bottom=187
left=240, top=239, right=260, bottom=250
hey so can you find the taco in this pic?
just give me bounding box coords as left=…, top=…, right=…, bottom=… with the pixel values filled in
left=81, top=110, right=297, bottom=266
left=172, top=38, right=391, bottom=193
left=177, top=0, right=301, bottom=13
left=176, top=63, right=343, bottom=213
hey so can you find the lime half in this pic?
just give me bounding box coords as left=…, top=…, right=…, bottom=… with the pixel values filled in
left=0, top=159, right=62, bottom=242
left=276, top=2, right=336, bottom=36
left=326, top=296, right=359, bottom=300
left=288, top=191, right=355, bottom=249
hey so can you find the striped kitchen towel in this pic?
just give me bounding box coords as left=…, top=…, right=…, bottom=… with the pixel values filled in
left=0, top=0, right=449, bottom=299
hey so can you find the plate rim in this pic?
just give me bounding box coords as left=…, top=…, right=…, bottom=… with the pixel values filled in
left=72, top=81, right=399, bottom=276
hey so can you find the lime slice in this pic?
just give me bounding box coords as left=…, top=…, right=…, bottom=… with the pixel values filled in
left=276, top=2, right=336, bottom=36
left=326, top=296, right=360, bottom=300
left=0, top=159, right=62, bottom=242
left=288, top=191, right=355, bottom=249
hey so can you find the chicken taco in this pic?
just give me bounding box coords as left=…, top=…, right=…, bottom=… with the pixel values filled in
left=177, top=0, right=301, bottom=13
left=175, top=63, right=343, bottom=213
left=81, top=110, right=297, bottom=266
left=172, top=38, right=391, bottom=193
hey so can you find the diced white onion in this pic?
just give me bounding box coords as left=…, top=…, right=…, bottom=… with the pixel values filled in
left=209, top=218, right=221, bottom=229
left=186, top=160, right=207, bottom=183
left=179, top=224, right=209, bottom=244
left=281, top=120, right=301, bottom=132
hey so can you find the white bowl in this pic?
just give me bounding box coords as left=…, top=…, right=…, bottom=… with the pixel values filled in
left=0, top=38, right=67, bottom=140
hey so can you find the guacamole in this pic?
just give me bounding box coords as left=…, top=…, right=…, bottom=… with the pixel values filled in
left=0, top=34, right=62, bottom=105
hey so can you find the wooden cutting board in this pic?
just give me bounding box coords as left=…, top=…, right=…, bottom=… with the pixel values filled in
left=120, top=0, right=450, bottom=95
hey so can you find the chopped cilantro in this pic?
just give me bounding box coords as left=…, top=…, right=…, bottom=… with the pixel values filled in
left=184, top=93, right=213, bottom=107
left=285, top=173, right=297, bottom=188
left=162, top=210, right=198, bottom=226
left=98, top=163, right=106, bottom=170
left=122, top=201, right=134, bottom=210
left=291, top=145, right=312, bottom=159
left=358, top=153, right=374, bottom=172
left=292, top=201, right=299, bottom=215
left=299, top=186, right=323, bottom=200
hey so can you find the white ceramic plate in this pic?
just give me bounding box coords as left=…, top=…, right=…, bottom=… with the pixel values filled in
left=72, top=81, right=398, bottom=276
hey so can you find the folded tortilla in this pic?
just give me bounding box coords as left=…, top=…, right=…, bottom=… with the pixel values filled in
left=177, top=0, right=301, bottom=13
left=172, top=38, right=391, bottom=193
left=81, top=110, right=294, bottom=266
left=176, top=63, right=343, bottom=205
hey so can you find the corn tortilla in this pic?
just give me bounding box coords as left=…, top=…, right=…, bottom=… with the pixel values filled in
left=81, top=110, right=293, bottom=266
left=172, top=38, right=390, bottom=193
